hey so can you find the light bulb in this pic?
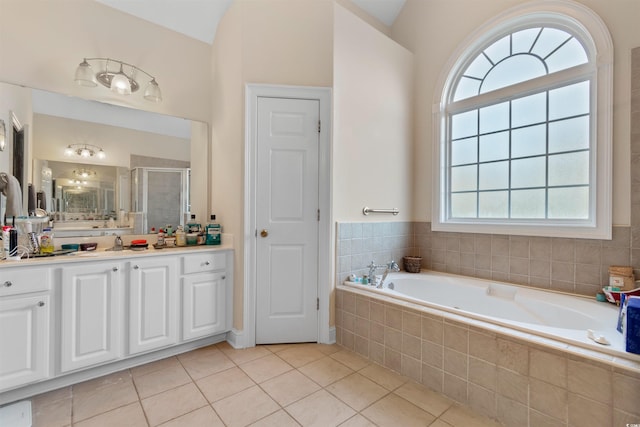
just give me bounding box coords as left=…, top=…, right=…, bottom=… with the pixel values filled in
left=64, top=145, right=74, bottom=156
left=80, top=147, right=91, bottom=158
left=110, top=64, right=132, bottom=95
left=97, top=149, right=106, bottom=159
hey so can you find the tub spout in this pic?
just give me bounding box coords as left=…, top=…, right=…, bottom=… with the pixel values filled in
left=377, top=260, right=400, bottom=289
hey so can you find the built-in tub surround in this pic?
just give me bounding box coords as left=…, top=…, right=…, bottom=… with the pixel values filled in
left=336, top=278, right=640, bottom=427
left=336, top=222, right=635, bottom=298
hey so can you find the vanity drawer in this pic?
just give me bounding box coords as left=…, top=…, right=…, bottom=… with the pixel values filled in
left=0, top=268, right=51, bottom=296
left=182, top=252, right=226, bottom=275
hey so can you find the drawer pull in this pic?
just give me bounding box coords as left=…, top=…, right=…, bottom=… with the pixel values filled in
left=222, top=275, right=226, bottom=280
left=204, top=261, right=211, bottom=266
left=113, top=267, right=119, bottom=272
left=37, top=301, right=45, bottom=307
left=133, top=265, right=139, bottom=270
left=3, top=281, right=12, bottom=287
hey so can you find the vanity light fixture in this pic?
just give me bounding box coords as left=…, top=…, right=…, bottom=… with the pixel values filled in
left=74, top=58, right=162, bottom=103
left=64, top=144, right=106, bottom=160
left=73, top=168, right=97, bottom=179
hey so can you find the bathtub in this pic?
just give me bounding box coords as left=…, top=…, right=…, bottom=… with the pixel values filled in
left=342, top=270, right=639, bottom=364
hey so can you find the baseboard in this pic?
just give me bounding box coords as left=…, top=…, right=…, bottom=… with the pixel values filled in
left=328, top=326, right=336, bottom=344
left=226, top=328, right=246, bottom=348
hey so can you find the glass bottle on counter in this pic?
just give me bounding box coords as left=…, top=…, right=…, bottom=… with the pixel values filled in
left=176, top=225, right=186, bottom=247
left=40, top=228, right=54, bottom=254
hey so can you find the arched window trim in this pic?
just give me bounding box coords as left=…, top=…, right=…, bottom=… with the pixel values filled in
left=432, top=0, right=613, bottom=239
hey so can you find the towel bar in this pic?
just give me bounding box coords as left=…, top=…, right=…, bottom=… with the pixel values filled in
left=362, top=207, right=399, bottom=216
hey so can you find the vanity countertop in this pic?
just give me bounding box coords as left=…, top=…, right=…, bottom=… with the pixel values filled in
left=0, top=234, right=233, bottom=268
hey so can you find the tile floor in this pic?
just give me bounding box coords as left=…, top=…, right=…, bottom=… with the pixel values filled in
left=29, top=342, right=503, bottom=427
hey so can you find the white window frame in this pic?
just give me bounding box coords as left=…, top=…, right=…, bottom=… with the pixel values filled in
left=432, top=0, right=613, bottom=239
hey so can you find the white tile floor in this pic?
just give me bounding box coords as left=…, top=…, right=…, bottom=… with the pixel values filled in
left=29, top=342, right=503, bottom=426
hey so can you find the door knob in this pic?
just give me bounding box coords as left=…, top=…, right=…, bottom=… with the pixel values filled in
left=260, top=229, right=269, bottom=238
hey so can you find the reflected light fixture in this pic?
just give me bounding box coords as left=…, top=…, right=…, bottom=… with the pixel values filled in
left=73, top=168, right=97, bottom=179
left=64, top=144, right=106, bottom=159
left=74, top=57, right=162, bottom=103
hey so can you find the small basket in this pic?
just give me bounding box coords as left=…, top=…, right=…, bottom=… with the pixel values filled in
left=403, top=256, right=422, bottom=273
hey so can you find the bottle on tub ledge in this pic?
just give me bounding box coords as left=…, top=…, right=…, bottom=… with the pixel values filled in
left=205, top=214, right=222, bottom=245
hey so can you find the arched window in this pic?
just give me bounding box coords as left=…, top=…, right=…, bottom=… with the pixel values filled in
left=432, top=1, right=613, bottom=239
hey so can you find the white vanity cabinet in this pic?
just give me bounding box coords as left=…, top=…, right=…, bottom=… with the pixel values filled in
left=181, top=251, right=230, bottom=341
left=0, top=268, right=51, bottom=392
left=0, top=247, right=233, bottom=403
left=60, top=262, right=122, bottom=373
left=128, top=256, right=179, bottom=355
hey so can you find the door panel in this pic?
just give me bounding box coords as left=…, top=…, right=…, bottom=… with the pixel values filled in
left=256, top=97, right=319, bottom=344
left=129, top=258, right=178, bottom=354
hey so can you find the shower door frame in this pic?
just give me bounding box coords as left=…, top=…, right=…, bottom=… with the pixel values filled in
left=133, top=167, right=190, bottom=233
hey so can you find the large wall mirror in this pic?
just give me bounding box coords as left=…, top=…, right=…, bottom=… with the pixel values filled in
left=0, top=82, right=209, bottom=236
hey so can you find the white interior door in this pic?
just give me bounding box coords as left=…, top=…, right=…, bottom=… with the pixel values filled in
left=255, top=97, right=320, bottom=344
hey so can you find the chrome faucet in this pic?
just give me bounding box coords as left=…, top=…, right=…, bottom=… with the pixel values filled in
left=367, top=260, right=400, bottom=288
left=114, top=234, right=123, bottom=251
left=378, top=260, right=400, bottom=288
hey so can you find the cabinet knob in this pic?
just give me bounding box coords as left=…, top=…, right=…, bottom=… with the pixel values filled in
left=113, top=267, right=119, bottom=272
left=204, top=261, right=210, bottom=266
left=222, top=275, right=226, bottom=280
left=3, top=281, right=12, bottom=287
left=133, top=265, right=139, bottom=270
left=37, top=301, right=45, bottom=307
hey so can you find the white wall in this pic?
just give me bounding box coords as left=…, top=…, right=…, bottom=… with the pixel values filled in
left=391, top=0, right=640, bottom=225
left=32, top=114, right=190, bottom=168
left=211, top=0, right=334, bottom=330
left=0, top=0, right=211, bottom=122
left=333, top=4, right=414, bottom=221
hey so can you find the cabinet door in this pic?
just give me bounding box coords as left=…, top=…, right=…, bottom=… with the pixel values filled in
left=129, top=257, right=178, bottom=354
left=0, top=295, right=50, bottom=392
left=182, top=272, right=226, bottom=340
left=61, top=263, right=121, bottom=373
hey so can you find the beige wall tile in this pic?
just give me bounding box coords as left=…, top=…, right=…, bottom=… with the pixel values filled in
left=355, top=296, right=370, bottom=319
left=385, top=306, right=402, bottom=329
left=384, top=348, right=402, bottom=372
left=612, top=372, right=640, bottom=416
left=401, top=354, right=422, bottom=382
left=530, top=348, right=567, bottom=388
left=468, top=357, right=497, bottom=391
left=497, top=338, right=528, bottom=375
left=422, top=364, right=444, bottom=393
left=422, top=340, right=443, bottom=368
left=567, top=359, right=612, bottom=404
left=468, top=383, right=497, bottom=419
left=529, top=409, right=568, bottom=427
left=568, top=393, right=612, bottom=427
left=402, top=311, right=422, bottom=337
left=422, top=315, right=444, bottom=344
left=443, top=348, right=467, bottom=379
left=384, top=326, right=402, bottom=351
left=444, top=323, right=468, bottom=353
left=370, top=301, right=384, bottom=323
left=529, top=378, right=567, bottom=421
left=402, top=333, right=421, bottom=359
left=469, top=331, right=497, bottom=364
left=443, top=373, right=467, bottom=403
left=497, top=396, right=528, bottom=427
left=497, top=368, right=528, bottom=405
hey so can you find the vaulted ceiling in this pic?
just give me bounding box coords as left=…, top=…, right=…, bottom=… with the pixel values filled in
left=96, top=0, right=406, bottom=44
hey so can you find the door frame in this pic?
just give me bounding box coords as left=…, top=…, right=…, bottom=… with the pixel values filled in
left=243, top=84, right=332, bottom=347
